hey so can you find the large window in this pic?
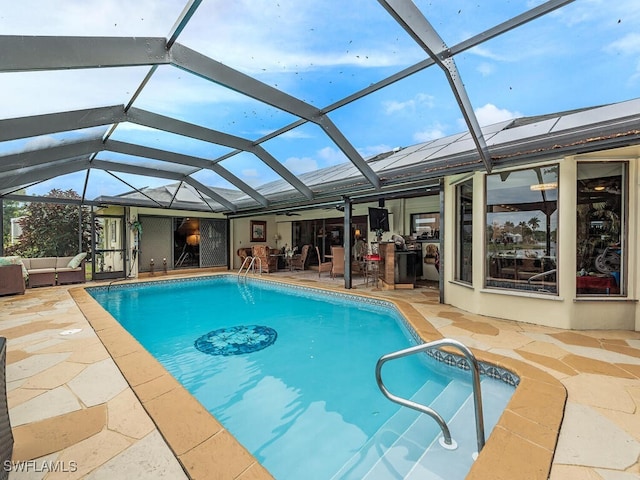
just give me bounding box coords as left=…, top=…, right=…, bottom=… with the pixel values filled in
left=455, top=179, right=473, bottom=284
left=576, top=162, right=626, bottom=296
left=485, top=165, right=558, bottom=293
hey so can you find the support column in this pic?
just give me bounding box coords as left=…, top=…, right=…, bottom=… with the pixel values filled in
left=439, top=178, right=445, bottom=304
left=0, top=199, right=3, bottom=256
left=343, top=196, right=352, bottom=289
left=78, top=205, right=83, bottom=253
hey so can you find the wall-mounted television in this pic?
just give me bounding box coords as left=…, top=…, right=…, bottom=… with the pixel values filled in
left=369, top=207, right=390, bottom=232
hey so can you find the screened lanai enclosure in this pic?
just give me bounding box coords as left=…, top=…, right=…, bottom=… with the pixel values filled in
left=1, top=1, right=640, bottom=280
left=3, top=0, right=638, bottom=213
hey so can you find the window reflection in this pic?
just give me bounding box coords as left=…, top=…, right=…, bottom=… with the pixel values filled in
left=174, top=217, right=200, bottom=268
left=485, top=165, right=558, bottom=294
left=410, top=213, right=440, bottom=239
left=455, top=179, right=473, bottom=284
left=576, top=162, right=625, bottom=296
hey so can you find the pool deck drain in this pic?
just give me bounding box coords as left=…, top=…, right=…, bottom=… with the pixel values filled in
left=1, top=269, right=639, bottom=479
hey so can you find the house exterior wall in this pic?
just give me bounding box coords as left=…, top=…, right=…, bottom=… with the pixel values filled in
left=443, top=146, right=640, bottom=331
left=230, top=203, right=401, bottom=269
left=127, top=207, right=225, bottom=275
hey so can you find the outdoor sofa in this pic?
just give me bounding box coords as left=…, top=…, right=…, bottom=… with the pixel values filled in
left=20, top=253, right=88, bottom=288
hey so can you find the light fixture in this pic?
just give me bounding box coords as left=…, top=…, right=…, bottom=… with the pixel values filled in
left=186, top=232, right=200, bottom=246
left=355, top=229, right=361, bottom=238
left=530, top=182, right=558, bottom=191
left=594, top=185, right=606, bottom=191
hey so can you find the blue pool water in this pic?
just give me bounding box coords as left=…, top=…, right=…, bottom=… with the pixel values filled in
left=89, top=276, right=515, bottom=479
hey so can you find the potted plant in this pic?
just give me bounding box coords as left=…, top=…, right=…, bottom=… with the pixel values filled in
left=129, top=219, right=143, bottom=236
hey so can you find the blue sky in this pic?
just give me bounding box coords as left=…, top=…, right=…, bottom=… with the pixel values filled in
left=2, top=0, right=640, bottom=197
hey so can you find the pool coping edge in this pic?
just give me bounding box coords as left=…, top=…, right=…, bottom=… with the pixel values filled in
left=71, top=273, right=567, bottom=480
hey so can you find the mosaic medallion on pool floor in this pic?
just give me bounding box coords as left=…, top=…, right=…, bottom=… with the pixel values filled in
left=195, top=325, right=278, bottom=356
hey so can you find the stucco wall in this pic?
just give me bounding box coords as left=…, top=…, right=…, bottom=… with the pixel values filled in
left=444, top=149, right=639, bottom=331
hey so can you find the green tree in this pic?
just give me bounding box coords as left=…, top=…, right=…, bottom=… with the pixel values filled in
left=503, top=221, right=515, bottom=233
left=517, top=221, right=528, bottom=233
left=528, top=217, right=540, bottom=232
left=6, top=189, right=93, bottom=257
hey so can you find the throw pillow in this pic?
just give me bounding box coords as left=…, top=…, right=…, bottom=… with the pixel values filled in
left=67, top=252, right=88, bottom=269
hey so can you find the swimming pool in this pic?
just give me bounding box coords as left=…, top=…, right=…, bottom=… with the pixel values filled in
left=89, top=275, right=516, bottom=479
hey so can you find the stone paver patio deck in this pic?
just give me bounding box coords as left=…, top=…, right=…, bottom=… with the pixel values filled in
left=1, top=269, right=639, bottom=479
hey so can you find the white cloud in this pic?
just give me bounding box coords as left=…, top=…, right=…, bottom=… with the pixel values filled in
left=473, top=104, right=521, bottom=127
left=317, top=146, right=346, bottom=166
left=383, top=93, right=435, bottom=115
left=180, top=1, right=419, bottom=75
left=284, top=146, right=346, bottom=174
left=241, top=168, right=260, bottom=178
left=0, top=0, right=181, bottom=36
left=477, top=62, right=495, bottom=77
left=413, top=124, right=447, bottom=143
left=19, top=136, right=63, bottom=153
left=606, top=33, right=640, bottom=55
left=276, top=129, right=314, bottom=140
left=630, top=59, right=640, bottom=85
left=2, top=68, right=150, bottom=119
left=284, top=156, right=317, bottom=174
left=358, top=144, right=393, bottom=159
left=549, top=0, right=640, bottom=28
left=469, top=46, right=508, bottom=62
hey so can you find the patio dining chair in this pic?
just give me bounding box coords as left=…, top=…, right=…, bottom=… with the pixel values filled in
left=330, top=246, right=345, bottom=278
left=315, top=246, right=332, bottom=277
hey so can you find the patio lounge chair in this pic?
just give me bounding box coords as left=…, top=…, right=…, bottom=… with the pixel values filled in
left=290, top=244, right=310, bottom=271
left=251, top=245, right=278, bottom=273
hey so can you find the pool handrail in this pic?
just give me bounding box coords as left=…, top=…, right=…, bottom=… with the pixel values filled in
left=238, top=256, right=262, bottom=280
left=375, top=338, right=486, bottom=454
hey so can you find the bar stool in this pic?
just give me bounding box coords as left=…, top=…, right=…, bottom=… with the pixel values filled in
left=364, top=243, right=381, bottom=288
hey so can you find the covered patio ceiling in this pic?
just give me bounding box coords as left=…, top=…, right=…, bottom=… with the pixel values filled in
left=1, top=0, right=638, bottom=215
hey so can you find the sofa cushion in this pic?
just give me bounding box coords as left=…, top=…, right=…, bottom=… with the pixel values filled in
left=27, top=268, right=57, bottom=275
left=67, top=253, right=87, bottom=269
left=29, top=258, right=57, bottom=270
left=55, top=267, right=80, bottom=273
left=56, top=257, right=74, bottom=269
left=0, top=256, right=28, bottom=280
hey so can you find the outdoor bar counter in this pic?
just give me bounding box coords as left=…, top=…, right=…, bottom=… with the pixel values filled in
left=379, top=242, right=420, bottom=289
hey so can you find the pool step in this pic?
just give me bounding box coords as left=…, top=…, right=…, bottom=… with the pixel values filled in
left=329, top=379, right=443, bottom=480
left=405, top=377, right=514, bottom=479
left=404, top=391, right=478, bottom=479
left=332, top=379, right=471, bottom=480
left=361, top=379, right=471, bottom=480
